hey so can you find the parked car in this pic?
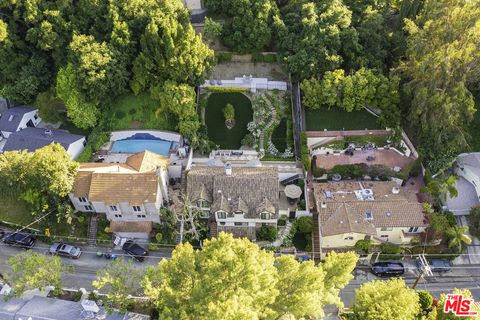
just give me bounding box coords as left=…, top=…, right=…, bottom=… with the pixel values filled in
left=2, top=232, right=36, bottom=249
left=49, top=243, right=82, bottom=259
left=372, top=261, right=405, bottom=277
left=122, top=240, right=149, bottom=262
left=429, top=259, right=451, bottom=272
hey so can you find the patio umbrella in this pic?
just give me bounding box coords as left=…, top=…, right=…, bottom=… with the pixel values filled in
left=285, top=184, right=302, bottom=199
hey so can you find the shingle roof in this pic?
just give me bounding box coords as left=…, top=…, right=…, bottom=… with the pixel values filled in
left=88, top=172, right=158, bottom=205
left=71, top=152, right=168, bottom=205
left=186, top=166, right=279, bottom=218
left=0, top=106, right=35, bottom=133
left=313, top=181, right=427, bottom=236
left=3, top=127, right=84, bottom=152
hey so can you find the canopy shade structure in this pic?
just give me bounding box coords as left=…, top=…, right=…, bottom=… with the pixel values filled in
left=285, top=184, right=302, bottom=199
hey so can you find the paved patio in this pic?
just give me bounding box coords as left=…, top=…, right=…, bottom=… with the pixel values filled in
left=315, top=149, right=415, bottom=171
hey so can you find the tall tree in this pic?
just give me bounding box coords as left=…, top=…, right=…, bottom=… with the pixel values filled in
left=400, top=0, right=480, bottom=170
left=143, top=232, right=358, bottom=319
left=352, top=278, right=420, bottom=320
left=93, top=258, right=144, bottom=313
left=446, top=226, right=472, bottom=253
left=4, top=251, right=66, bottom=298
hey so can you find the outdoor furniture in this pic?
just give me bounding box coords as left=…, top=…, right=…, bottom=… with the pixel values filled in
left=366, top=156, right=375, bottom=161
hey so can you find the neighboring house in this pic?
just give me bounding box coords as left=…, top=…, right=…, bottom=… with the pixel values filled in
left=181, top=0, right=202, bottom=10
left=0, top=295, right=149, bottom=320
left=2, top=127, right=86, bottom=159
left=445, top=153, right=480, bottom=215
left=0, top=106, right=41, bottom=139
left=186, top=163, right=279, bottom=241
left=311, top=181, right=427, bottom=258
left=69, top=151, right=169, bottom=239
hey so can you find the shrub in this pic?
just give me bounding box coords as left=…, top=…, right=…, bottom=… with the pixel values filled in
left=313, top=165, right=326, bottom=178
left=104, top=227, right=111, bottom=233
left=155, top=232, right=163, bottom=242
left=468, top=206, right=480, bottom=239
left=251, top=53, right=279, bottom=63
left=115, top=111, right=126, bottom=119
left=379, top=242, right=402, bottom=260
left=256, top=225, right=277, bottom=241
left=277, top=217, right=287, bottom=227
left=300, top=132, right=311, bottom=171
left=223, top=103, right=235, bottom=120
left=204, top=17, right=223, bottom=40
left=215, top=52, right=233, bottom=63
left=417, top=290, right=434, bottom=315
left=331, top=164, right=365, bottom=179
left=241, top=133, right=256, bottom=147
left=295, top=216, right=313, bottom=234
left=206, top=86, right=249, bottom=93
left=354, top=239, right=372, bottom=253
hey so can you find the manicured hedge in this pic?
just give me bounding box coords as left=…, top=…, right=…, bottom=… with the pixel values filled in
left=206, top=86, right=250, bottom=93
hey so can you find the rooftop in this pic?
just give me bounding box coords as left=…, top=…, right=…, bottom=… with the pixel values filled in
left=0, top=106, right=36, bottom=133
left=313, top=181, right=427, bottom=236
left=3, top=127, right=84, bottom=152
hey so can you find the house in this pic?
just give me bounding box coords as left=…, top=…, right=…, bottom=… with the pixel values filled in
left=181, top=0, right=202, bottom=10
left=445, top=153, right=480, bottom=215
left=0, top=106, right=41, bottom=139
left=186, top=163, right=279, bottom=240
left=69, top=151, right=169, bottom=239
left=2, top=127, right=86, bottom=159
left=311, top=181, right=427, bottom=258
left=0, top=295, right=149, bottom=320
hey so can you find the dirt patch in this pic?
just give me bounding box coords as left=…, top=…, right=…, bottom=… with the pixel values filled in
left=211, top=62, right=288, bottom=81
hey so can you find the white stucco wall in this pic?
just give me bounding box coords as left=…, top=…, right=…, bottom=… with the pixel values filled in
left=67, top=137, right=86, bottom=159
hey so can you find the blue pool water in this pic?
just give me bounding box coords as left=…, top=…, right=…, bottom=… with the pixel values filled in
left=111, top=139, right=175, bottom=155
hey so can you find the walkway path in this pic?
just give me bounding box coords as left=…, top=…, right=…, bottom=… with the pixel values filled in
left=273, top=221, right=292, bottom=246
left=259, top=93, right=277, bottom=151
left=453, top=216, right=480, bottom=265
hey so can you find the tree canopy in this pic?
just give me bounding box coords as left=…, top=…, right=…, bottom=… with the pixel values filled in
left=142, top=232, right=358, bottom=320
left=352, top=278, right=420, bottom=320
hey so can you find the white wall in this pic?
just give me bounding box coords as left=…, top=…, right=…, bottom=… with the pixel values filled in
left=67, top=138, right=86, bottom=159
left=181, top=0, right=202, bottom=9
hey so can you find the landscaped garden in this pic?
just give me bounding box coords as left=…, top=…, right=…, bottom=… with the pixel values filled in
left=204, top=92, right=253, bottom=149
left=305, top=106, right=382, bottom=131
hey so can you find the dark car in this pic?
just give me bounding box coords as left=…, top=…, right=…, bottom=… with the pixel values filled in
left=372, top=261, right=405, bottom=277
left=429, top=259, right=451, bottom=273
left=2, top=232, right=36, bottom=249
left=49, top=242, right=82, bottom=259
left=122, top=240, right=149, bottom=262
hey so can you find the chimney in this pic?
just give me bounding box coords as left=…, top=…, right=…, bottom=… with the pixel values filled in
left=392, top=187, right=400, bottom=194
left=320, top=201, right=327, bottom=209
left=44, top=129, right=53, bottom=136
left=225, top=162, right=232, bottom=176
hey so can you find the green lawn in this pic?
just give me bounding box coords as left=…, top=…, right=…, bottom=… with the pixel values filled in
left=205, top=93, right=253, bottom=149
left=271, top=118, right=288, bottom=152
left=0, top=195, right=36, bottom=226
left=305, top=107, right=383, bottom=131
left=106, top=93, right=177, bottom=131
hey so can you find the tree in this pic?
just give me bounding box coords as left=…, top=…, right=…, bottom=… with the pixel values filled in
left=203, top=17, right=223, bottom=41
left=417, top=290, right=434, bottom=318
left=205, top=0, right=276, bottom=53
left=131, top=0, right=214, bottom=91
left=143, top=232, right=358, bottom=319
left=445, top=225, right=472, bottom=253
left=400, top=0, right=480, bottom=168
left=436, top=289, right=480, bottom=320
left=223, top=103, right=235, bottom=120
left=169, top=191, right=207, bottom=243
left=467, top=206, right=480, bottom=239
left=93, top=258, right=144, bottom=313
left=274, top=0, right=354, bottom=79
left=421, top=173, right=458, bottom=202
left=4, top=251, right=65, bottom=298
left=352, top=278, right=420, bottom=320
left=0, top=144, right=79, bottom=221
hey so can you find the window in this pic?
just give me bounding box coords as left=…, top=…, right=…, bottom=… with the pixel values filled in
left=380, top=235, right=389, bottom=238
left=84, top=205, right=93, bottom=211
left=234, top=222, right=244, bottom=226
left=109, top=205, right=117, bottom=212
left=78, top=197, right=87, bottom=203
left=133, top=206, right=141, bottom=212
left=408, top=227, right=419, bottom=233
left=114, top=214, right=122, bottom=218
left=83, top=140, right=87, bottom=147
left=137, top=214, right=146, bottom=218
left=344, top=236, right=354, bottom=240
left=196, top=199, right=209, bottom=208
left=219, top=222, right=226, bottom=226
left=34, top=114, right=39, bottom=120
left=217, top=211, right=226, bottom=219
left=261, top=212, right=271, bottom=220
left=365, top=212, right=373, bottom=220
left=380, top=227, right=393, bottom=231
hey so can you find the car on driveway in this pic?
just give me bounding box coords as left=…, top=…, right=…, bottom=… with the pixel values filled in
left=429, top=259, right=451, bottom=272
left=372, top=261, right=405, bottom=277
left=2, top=232, right=36, bottom=249
left=122, top=240, right=149, bottom=262
left=49, top=242, right=82, bottom=259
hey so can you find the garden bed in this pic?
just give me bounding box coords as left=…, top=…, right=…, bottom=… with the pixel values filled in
left=205, top=92, right=253, bottom=149
left=271, top=118, right=288, bottom=152
left=305, top=106, right=382, bottom=131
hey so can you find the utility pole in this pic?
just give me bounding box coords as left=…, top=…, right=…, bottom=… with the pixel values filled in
left=412, top=254, right=433, bottom=290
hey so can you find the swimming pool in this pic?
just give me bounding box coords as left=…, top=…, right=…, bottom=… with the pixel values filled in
left=111, top=139, right=175, bottom=155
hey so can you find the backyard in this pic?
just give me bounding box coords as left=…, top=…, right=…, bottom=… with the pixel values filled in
left=305, top=106, right=383, bottom=131
left=205, top=92, right=253, bottom=149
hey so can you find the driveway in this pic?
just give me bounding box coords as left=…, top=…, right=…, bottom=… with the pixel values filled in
left=453, top=215, right=480, bottom=265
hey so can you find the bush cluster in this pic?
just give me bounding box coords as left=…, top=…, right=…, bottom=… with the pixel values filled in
left=206, top=86, right=249, bottom=93
left=251, top=53, right=279, bottom=63
left=256, top=225, right=277, bottom=242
